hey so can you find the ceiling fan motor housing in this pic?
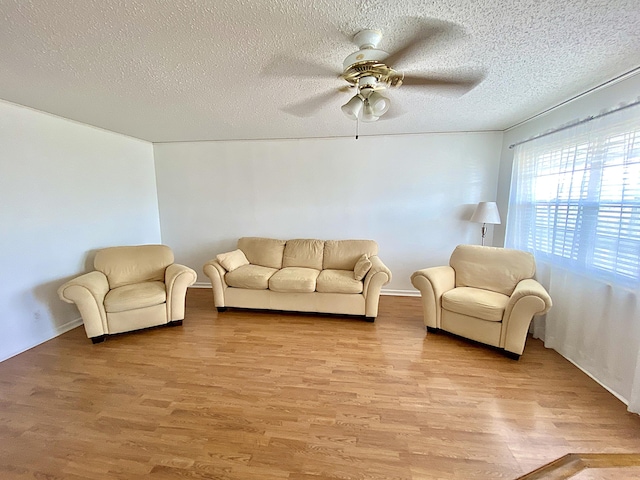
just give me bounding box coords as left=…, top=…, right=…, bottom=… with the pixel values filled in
left=342, top=48, right=389, bottom=71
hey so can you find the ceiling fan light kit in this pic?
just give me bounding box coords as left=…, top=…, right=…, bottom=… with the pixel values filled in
left=341, top=88, right=390, bottom=122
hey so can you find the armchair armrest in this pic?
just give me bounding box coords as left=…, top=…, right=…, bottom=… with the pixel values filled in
left=203, top=259, right=228, bottom=308
left=363, top=255, right=392, bottom=318
left=501, top=278, right=553, bottom=355
left=57, top=271, right=109, bottom=338
left=411, top=266, right=456, bottom=329
left=165, top=264, right=197, bottom=321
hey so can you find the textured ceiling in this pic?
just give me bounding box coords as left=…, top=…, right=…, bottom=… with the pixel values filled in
left=1, top=0, right=639, bottom=142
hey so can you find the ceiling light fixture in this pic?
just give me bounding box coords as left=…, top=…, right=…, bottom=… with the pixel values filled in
left=341, top=87, right=390, bottom=122
left=360, top=101, right=379, bottom=122
left=340, top=94, right=365, bottom=120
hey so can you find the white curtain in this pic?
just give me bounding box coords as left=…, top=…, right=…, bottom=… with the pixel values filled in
left=506, top=102, right=640, bottom=413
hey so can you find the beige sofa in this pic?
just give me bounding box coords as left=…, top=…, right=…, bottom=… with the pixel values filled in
left=203, top=237, right=392, bottom=321
left=411, top=245, right=552, bottom=358
left=58, top=245, right=197, bottom=343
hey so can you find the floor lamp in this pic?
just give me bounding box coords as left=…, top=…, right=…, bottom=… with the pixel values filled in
left=471, top=201, right=501, bottom=246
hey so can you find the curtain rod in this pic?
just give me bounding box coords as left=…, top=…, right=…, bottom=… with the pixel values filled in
left=508, top=98, right=640, bottom=149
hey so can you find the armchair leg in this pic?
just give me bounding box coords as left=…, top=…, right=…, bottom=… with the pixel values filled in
left=217, top=307, right=227, bottom=313
left=169, top=319, right=183, bottom=326
left=91, top=335, right=106, bottom=344
left=365, top=316, right=375, bottom=323
left=426, top=326, right=439, bottom=333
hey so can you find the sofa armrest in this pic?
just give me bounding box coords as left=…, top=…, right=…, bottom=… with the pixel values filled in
left=501, top=278, right=553, bottom=355
left=57, top=271, right=109, bottom=338
left=203, top=259, right=228, bottom=308
left=363, top=255, right=392, bottom=318
left=165, top=264, right=197, bottom=321
left=410, top=266, right=456, bottom=329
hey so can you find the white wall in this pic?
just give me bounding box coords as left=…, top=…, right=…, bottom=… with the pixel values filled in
left=154, top=132, right=503, bottom=292
left=0, top=100, right=161, bottom=361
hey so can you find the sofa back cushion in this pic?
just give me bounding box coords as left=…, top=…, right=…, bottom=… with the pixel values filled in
left=94, top=244, right=174, bottom=289
left=282, top=239, right=325, bottom=270
left=323, top=240, right=378, bottom=270
left=237, top=237, right=286, bottom=269
left=450, top=245, right=536, bottom=296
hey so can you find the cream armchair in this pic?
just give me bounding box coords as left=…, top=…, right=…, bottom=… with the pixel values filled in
left=58, top=245, right=197, bottom=343
left=411, top=245, right=552, bottom=359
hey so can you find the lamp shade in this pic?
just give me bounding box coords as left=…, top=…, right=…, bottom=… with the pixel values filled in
left=470, top=201, right=501, bottom=224
left=360, top=102, right=379, bottom=122
left=368, top=90, right=390, bottom=116
left=341, top=95, right=364, bottom=120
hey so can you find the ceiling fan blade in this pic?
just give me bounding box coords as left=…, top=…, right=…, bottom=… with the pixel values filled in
left=384, top=18, right=463, bottom=69
left=400, top=72, right=485, bottom=95
left=281, top=89, right=344, bottom=117
left=263, top=55, right=341, bottom=79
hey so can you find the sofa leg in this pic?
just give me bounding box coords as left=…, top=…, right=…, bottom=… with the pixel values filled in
left=91, top=335, right=106, bottom=344
left=504, top=351, right=521, bottom=361
left=426, top=326, right=439, bottom=333
left=170, top=319, right=183, bottom=326
left=217, top=307, right=227, bottom=313
left=365, top=316, right=375, bottom=323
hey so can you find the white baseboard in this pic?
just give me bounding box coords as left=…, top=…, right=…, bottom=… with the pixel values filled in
left=561, top=352, right=629, bottom=407
left=190, top=282, right=418, bottom=297
left=382, top=289, right=420, bottom=297
left=1, top=317, right=84, bottom=363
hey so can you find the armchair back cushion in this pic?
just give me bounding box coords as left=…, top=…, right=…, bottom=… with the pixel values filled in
left=237, top=237, right=286, bottom=269
left=94, top=245, right=174, bottom=289
left=450, top=245, right=536, bottom=296
left=323, top=240, right=378, bottom=270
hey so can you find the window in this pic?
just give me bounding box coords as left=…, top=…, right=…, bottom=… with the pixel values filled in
left=506, top=104, right=640, bottom=286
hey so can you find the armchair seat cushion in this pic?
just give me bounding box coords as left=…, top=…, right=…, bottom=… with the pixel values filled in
left=442, top=287, right=509, bottom=322
left=316, top=269, right=363, bottom=294
left=269, top=267, right=320, bottom=293
left=225, top=264, right=278, bottom=290
left=104, top=281, right=167, bottom=313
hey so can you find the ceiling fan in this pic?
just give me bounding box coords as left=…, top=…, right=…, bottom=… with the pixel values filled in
left=277, top=22, right=483, bottom=122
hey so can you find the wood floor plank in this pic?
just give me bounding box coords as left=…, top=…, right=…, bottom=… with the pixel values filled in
left=0, top=289, right=639, bottom=479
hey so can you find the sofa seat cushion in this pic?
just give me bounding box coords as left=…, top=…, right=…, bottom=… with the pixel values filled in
left=104, top=281, right=166, bottom=313
left=269, top=267, right=320, bottom=293
left=316, top=269, right=363, bottom=294
left=442, top=287, right=509, bottom=322
left=225, top=264, right=278, bottom=290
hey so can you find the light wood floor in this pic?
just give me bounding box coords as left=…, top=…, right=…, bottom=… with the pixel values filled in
left=1, top=290, right=639, bottom=479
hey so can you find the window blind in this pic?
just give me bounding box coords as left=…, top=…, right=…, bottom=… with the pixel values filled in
left=506, top=104, right=640, bottom=286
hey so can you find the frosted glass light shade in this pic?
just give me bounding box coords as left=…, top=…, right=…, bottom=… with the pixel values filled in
left=361, top=102, right=379, bottom=122
left=341, top=95, right=364, bottom=120
left=471, top=201, right=501, bottom=224
left=368, top=90, right=390, bottom=116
